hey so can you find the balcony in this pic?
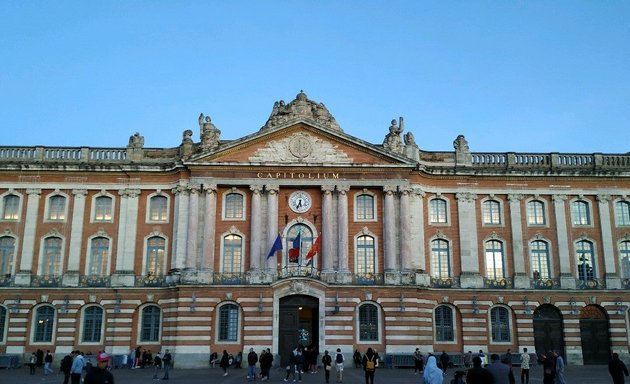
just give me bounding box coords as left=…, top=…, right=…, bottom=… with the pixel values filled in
left=214, top=272, right=246, bottom=285
left=353, top=273, right=384, bottom=285
left=484, top=277, right=513, bottom=289
left=577, top=278, right=606, bottom=289
left=32, top=275, right=62, bottom=287
left=531, top=278, right=560, bottom=289
left=135, top=274, right=167, bottom=287
left=430, top=277, right=461, bottom=288
left=80, top=275, right=111, bottom=287
left=277, top=266, right=320, bottom=280
left=0, top=274, right=13, bottom=287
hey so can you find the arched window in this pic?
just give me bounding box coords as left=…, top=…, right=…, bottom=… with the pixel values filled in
left=140, top=305, right=161, bottom=342
left=576, top=240, right=595, bottom=280
left=356, top=194, right=375, bottom=221
left=620, top=241, right=630, bottom=279
left=485, top=240, right=505, bottom=279
left=527, top=200, right=546, bottom=225
left=94, top=196, right=113, bottom=222
left=82, top=306, right=103, bottom=343
left=429, top=198, right=448, bottom=224
left=286, top=224, right=313, bottom=265
left=88, top=237, right=109, bottom=276
left=146, top=236, right=165, bottom=276
left=482, top=200, right=501, bottom=225
left=41, top=237, right=63, bottom=277
left=1, top=194, right=19, bottom=220
left=530, top=240, right=551, bottom=279
left=359, top=303, right=378, bottom=342
left=356, top=235, right=376, bottom=274
left=34, top=305, right=55, bottom=342
left=490, top=307, right=511, bottom=342
left=571, top=200, right=591, bottom=226
left=435, top=305, right=454, bottom=342
left=616, top=201, right=630, bottom=226
left=48, top=195, right=66, bottom=221
left=0, top=236, right=15, bottom=276
left=218, top=303, right=239, bottom=342
left=149, top=195, right=168, bottom=222
left=222, top=234, right=243, bottom=273
left=0, top=306, right=6, bottom=342
left=430, top=239, right=451, bottom=278
left=224, top=193, right=244, bottom=219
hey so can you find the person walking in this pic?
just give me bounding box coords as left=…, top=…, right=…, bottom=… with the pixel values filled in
left=486, top=354, right=515, bottom=384
left=83, top=352, right=114, bottom=384
left=152, top=351, right=162, bottom=380
left=247, top=348, right=259, bottom=381
left=284, top=349, right=296, bottom=383
left=60, top=352, right=73, bottom=384
left=519, top=348, right=530, bottom=384
left=554, top=352, right=565, bottom=384
left=609, top=352, right=629, bottom=384
left=162, top=349, right=172, bottom=380
left=541, top=351, right=555, bottom=384
left=423, top=355, right=443, bottom=384
left=44, top=349, right=54, bottom=375
left=321, top=350, right=332, bottom=384
left=259, top=349, right=272, bottom=381
left=220, top=350, right=231, bottom=376
left=353, top=350, right=362, bottom=369
left=466, top=356, right=494, bottom=384
left=413, top=348, right=424, bottom=374
left=28, top=352, right=37, bottom=375
left=334, top=348, right=344, bottom=383
left=439, top=351, right=450, bottom=375
left=362, top=348, right=377, bottom=384
left=70, top=350, right=85, bottom=384
left=464, top=351, right=473, bottom=369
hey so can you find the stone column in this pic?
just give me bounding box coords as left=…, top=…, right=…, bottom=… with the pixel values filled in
left=336, top=185, right=351, bottom=282
left=199, top=184, right=217, bottom=284
left=321, top=185, right=335, bottom=282
left=15, top=188, right=41, bottom=286
left=249, top=185, right=263, bottom=283
left=400, top=186, right=412, bottom=271
left=185, top=185, right=201, bottom=271
left=552, top=194, right=574, bottom=288
left=265, top=185, right=279, bottom=275
left=172, top=184, right=189, bottom=271
left=112, top=188, right=140, bottom=287
left=64, top=189, right=88, bottom=286
left=456, top=192, right=482, bottom=288
left=383, top=186, right=400, bottom=285
left=598, top=194, right=620, bottom=288
left=508, top=194, right=528, bottom=288
left=411, top=188, right=429, bottom=285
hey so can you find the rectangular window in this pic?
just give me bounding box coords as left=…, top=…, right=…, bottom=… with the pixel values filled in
left=219, top=305, right=238, bottom=342
left=491, top=307, right=510, bottom=342
left=616, top=201, right=630, bottom=226
left=571, top=201, right=591, bottom=226
left=225, top=193, right=244, bottom=219
left=435, top=306, right=454, bottom=342
left=430, top=239, right=450, bottom=278
left=222, top=235, right=242, bottom=273
left=356, top=195, right=375, bottom=220
left=527, top=201, right=546, bottom=225
left=146, top=237, right=165, bottom=276
left=140, top=306, right=161, bottom=342
left=356, top=236, right=375, bottom=274
left=0, top=237, right=15, bottom=276
left=482, top=200, right=501, bottom=225
left=485, top=241, right=504, bottom=279
left=88, top=238, right=109, bottom=276
left=42, top=238, right=62, bottom=277
left=94, top=196, right=113, bottom=222
left=34, top=307, right=54, bottom=343
left=48, top=196, right=66, bottom=221
left=2, top=195, right=19, bottom=220
left=149, top=196, right=168, bottom=222
left=82, top=307, right=103, bottom=343
left=429, top=199, right=447, bottom=224
left=359, top=304, right=378, bottom=341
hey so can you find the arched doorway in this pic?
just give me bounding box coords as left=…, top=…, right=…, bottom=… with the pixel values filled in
left=580, top=305, right=611, bottom=364
left=279, top=295, right=319, bottom=366
left=533, top=304, right=565, bottom=356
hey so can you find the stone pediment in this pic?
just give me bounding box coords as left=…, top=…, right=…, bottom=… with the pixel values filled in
left=249, top=132, right=352, bottom=164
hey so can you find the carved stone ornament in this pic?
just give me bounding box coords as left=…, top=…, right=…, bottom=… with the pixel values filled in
left=496, top=296, right=504, bottom=304
left=147, top=294, right=154, bottom=302
left=41, top=295, right=49, bottom=303
left=290, top=280, right=309, bottom=294
left=249, top=132, right=352, bottom=164
left=365, top=292, right=372, bottom=301
left=442, top=296, right=449, bottom=303
left=544, top=296, right=551, bottom=304
left=261, top=91, right=341, bottom=132
left=89, top=295, right=96, bottom=303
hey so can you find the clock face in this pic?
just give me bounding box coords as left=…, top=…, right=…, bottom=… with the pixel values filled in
left=289, top=191, right=312, bottom=213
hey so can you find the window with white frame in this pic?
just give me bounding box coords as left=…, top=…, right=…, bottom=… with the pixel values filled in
left=435, top=305, right=454, bottom=342
left=0, top=236, right=15, bottom=276
left=48, top=195, right=66, bottom=221
left=82, top=306, right=103, bottom=343
left=149, top=195, right=168, bottom=222
left=218, top=303, right=239, bottom=342
left=620, top=241, right=630, bottom=279
left=482, top=199, right=501, bottom=225
left=140, top=305, right=161, bottom=342
left=429, top=198, right=448, bottom=224
left=0, top=306, right=6, bottom=343
left=356, top=235, right=376, bottom=275
left=358, top=303, right=379, bottom=342
left=87, top=237, right=109, bottom=276
left=33, top=305, right=55, bottom=343
left=576, top=240, right=595, bottom=280
left=93, top=196, right=113, bottom=222
left=224, top=192, right=244, bottom=220
left=146, top=236, right=165, bottom=276
left=285, top=224, right=314, bottom=266
left=222, top=234, right=243, bottom=273
left=616, top=201, right=630, bottom=226
left=490, top=306, right=510, bottom=342
left=527, top=200, right=546, bottom=226
left=41, top=237, right=63, bottom=278
left=356, top=193, right=375, bottom=221
left=571, top=200, right=591, bottom=226
left=1, top=194, right=19, bottom=221
left=430, top=239, right=451, bottom=278
left=485, top=240, right=505, bottom=279
left=530, top=240, right=551, bottom=279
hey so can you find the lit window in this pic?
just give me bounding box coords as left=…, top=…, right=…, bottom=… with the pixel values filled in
left=149, top=196, right=168, bottom=222
left=94, top=196, right=113, bottom=222
left=41, top=237, right=62, bottom=278
left=530, top=240, right=551, bottom=279
left=482, top=200, right=501, bottom=225
left=224, top=193, right=244, bottom=219
left=616, top=201, right=630, bottom=226
left=491, top=307, right=510, bottom=342
left=527, top=200, right=546, bottom=225
left=2, top=194, right=19, bottom=220
left=356, top=235, right=375, bottom=274
left=0, top=236, right=15, bottom=276
left=430, top=239, right=451, bottom=278
left=218, top=304, right=239, bottom=342
left=34, top=306, right=55, bottom=342
left=429, top=198, right=448, bottom=224
left=140, top=305, right=161, bottom=342
left=359, top=304, right=378, bottom=341
left=88, top=237, right=109, bottom=276
left=485, top=240, right=504, bottom=279
left=571, top=200, right=591, bottom=226
left=576, top=240, right=595, bottom=280
left=82, top=306, right=103, bottom=343
left=48, top=196, right=66, bottom=221
left=356, top=194, right=375, bottom=220
left=222, top=235, right=242, bottom=273
left=435, top=305, right=454, bottom=342
left=146, top=237, right=165, bottom=276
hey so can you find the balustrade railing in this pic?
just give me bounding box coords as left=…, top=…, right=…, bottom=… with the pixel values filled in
left=278, top=266, right=320, bottom=280
left=531, top=278, right=560, bottom=289
left=353, top=273, right=384, bottom=285
left=430, top=276, right=461, bottom=288
left=32, top=275, right=62, bottom=287
left=80, top=275, right=111, bottom=287
left=484, top=277, right=513, bottom=289
left=576, top=278, right=606, bottom=289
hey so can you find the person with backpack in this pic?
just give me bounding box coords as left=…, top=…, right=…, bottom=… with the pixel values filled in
left=362, top=348, right=377, bottom=384
left=60, top=353, right=73, bottom=384
left=321, top=350, right=332, bottom=384
left=162, top=349, right=172, bottom=380
left=152, top=351, right=163, bottom=380
left=334, top=348, right=344, bottom=383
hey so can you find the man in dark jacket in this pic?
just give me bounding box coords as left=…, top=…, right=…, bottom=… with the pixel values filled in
left=60, top=353, right=73, bottom=384
left=247, top=348, right=259, bottom=381
left=83, top=352, right=114, bottom=384
left=439, top=351, right=450, bottom=375
left=609, top=353, right=629, bottom=384
left=486, top=354, right=515, bottom=384
left=467, top=356, right=495, bottom=384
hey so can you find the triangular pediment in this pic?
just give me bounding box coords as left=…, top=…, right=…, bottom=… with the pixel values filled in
left=188, top=121, right=416, bottom=167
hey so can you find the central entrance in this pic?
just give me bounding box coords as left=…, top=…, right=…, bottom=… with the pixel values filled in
left=279, top=294, right=319, bottom=366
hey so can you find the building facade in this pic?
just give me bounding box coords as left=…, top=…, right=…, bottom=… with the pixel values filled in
left=0, top=92, right=629, bottom=366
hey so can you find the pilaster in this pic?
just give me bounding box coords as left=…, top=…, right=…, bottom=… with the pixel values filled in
left=456, top=192, right=482, bottom=288
left=598, top=194, right=620, bottom=289
left=320, top=185, right=335, bottom=282
left=508, top=194, right=528, bottom=288
left=553, top=194, right=575, bottom=288
left=64, top=189, right=88, bottom=287
left=15, top=188, right=41, bottom=286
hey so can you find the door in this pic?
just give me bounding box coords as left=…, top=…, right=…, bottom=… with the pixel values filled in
left=580, top=305, right=611, bottom=364
left=279, top=294, right=319, bottom=366
left=533, top=304, right=565, bottom=356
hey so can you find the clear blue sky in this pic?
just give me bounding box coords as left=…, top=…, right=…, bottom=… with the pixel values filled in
left=1, top=1, right=629, bottom=154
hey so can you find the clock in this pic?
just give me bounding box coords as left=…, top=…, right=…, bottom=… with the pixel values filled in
left=289, top=191, right=312, bottom=213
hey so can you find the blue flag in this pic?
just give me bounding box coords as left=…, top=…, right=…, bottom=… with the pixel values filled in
left=266, top=234, right=283, bottom=259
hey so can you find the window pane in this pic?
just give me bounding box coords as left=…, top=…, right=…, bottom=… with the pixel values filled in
left=34, top=306, right=55, bottom=342
left=485, top=240, right=504, bottom=279
left=576, top=240, right=595, bottom=280
left=620, top=241, right=630, bottom=279
left=88, top=237, right=109, bottom=276
left=82, top=306, right=103, bottom=343
left=431, top=239, right=450, bottom=278
left=482, top=200, right=501, bottom=224
left=527, top=201, right=545, bottom=225
left=357, top=235, right=375, bottom=274
left=435, top=306, right=454, bottom=341
left=141, top=306, right=161, bottom=342
left=150, top=196, right=168, bottom=221
left=357, top=195, right=374, bottom=220
left=430, top=199, right=447, bottom=223
left=0, top=236, right=15, bottom=275
left=94, top=196, right=113, bottom=222
left=572, top=201, right=591, bottom=225
left=0, top=307, right=6, bottom=342
left=146, top=237, right=165, bottom=276
left=491, top=307, right=510, bottom=342
left=42, top=237, right=62, bottom=277
left=616, top=201, right=630, bottom=226
left=219, top=304, right=238, bottom=341
left=530, top=240, right=551, bottom=279
left=223, top=235, right=242, bottom=273
left=225, top=193, right=243, bottom=219
left=359, top=304, right=378, bottom=341
left=285, top=225, right=313, bottom=265
left=48, top=196, right=66, bottom=220
left=2, top=195, right=19, bottom=220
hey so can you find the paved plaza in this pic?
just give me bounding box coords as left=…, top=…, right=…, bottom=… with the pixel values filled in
left=0, top=363, right=615, bottom=384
